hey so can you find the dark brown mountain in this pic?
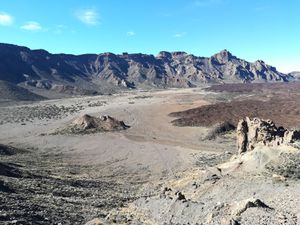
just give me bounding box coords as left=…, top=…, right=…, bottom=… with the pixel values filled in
left=0, top=43, right=294, bottom=96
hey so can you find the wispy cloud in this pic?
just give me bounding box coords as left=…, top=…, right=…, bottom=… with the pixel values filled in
left=0, top=12, right=13, bottom=26
left=20, top=21, right=42, bottom=31
left=126, top=31, right=135, bottom=37
left=173, top=32, right=186, bottom=38
left=76, top=9, right=99, bottom=26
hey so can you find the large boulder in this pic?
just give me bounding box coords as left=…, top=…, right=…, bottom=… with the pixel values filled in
left=237, top=117, right=300, bottom=154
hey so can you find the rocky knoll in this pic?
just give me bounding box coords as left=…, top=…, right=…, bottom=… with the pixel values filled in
left=237, top=117, right=300, bottom=154
left=54, top=114, right=130, bottom=135
left=0, top=43, right=294, bottom=96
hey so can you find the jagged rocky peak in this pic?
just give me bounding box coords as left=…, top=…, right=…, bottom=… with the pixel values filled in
left=253, top=60, right=267, bottom=72
left=212, top=49, right=235, bottom=62
left=171, top=51, right=188, bottom=57
left=255, top=59, right=265, bottom=64
left=157, top=51, right=172, bottom=59
left=126, top=53, right=156, bottom=61
left=99, top=52, right=117, bottom=58
left=254, top=59, right=268, bottom=68
left=97, top=52, right=120, bottom=63
left=156, top=51, right=187, bottom=59
left=102, top=52, right=115, bottom=56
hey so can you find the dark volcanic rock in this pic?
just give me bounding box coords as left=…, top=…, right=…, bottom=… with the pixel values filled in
left=0, top=43, right=292, bottom=94
left=170, top=83, right=300, bottom=129
left=0, top=180, right=15, bottom=193
left=0, top=162, right=24, bottom=178
left=0, top=144, right=28, bottom=156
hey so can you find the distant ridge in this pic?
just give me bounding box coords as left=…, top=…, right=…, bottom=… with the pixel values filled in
left=289, top=71, right=300, bottom=80
left=0, top=80, right=46, bottom=102
left=0, top=43, right=295, bottom=96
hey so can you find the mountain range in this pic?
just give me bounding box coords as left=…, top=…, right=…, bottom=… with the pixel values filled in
left=0, top=43, right=296, bottom=99
left=289, top=71, right=300, bottom=80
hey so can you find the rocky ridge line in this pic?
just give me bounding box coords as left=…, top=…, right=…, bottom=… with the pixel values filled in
left=0, top=43, right=294, bottom=95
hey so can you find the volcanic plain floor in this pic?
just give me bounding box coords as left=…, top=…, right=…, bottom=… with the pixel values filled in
left=0, top=85, right=299, bottom=224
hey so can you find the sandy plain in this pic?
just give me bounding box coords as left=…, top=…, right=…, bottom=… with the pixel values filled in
left=0, top=86, right=299, bottom=225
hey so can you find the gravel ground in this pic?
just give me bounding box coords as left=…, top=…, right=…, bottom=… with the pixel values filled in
left=0, top=145, right=143, bottom=225
left=0, top=104, right=84, bottom=125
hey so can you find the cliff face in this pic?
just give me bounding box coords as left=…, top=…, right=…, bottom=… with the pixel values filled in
left=0, top=43, right=292, bottom=92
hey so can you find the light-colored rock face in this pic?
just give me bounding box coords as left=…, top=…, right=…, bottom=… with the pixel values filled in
left=237, top=117, right=300, bottom=154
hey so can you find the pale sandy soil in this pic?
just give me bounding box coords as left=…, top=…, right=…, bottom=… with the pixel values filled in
left=0, top=87, right=299, bottom=225
left=0, top=88, right=229, bottom=181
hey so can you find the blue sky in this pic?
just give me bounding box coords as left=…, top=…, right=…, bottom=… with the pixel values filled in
left=0, top=0, right=299, bottom=72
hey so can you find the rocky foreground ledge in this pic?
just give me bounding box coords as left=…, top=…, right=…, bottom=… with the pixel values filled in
left=1, top=116, right=299, bottom=224
left=85, top=117, right=300, bottom=225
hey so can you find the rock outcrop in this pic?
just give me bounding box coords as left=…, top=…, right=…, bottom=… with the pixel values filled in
left=54, top=114, right=130, bottom=135
left=237, top=117, right=300, bottom=154
left=231, top=198, right=272, bottom=217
